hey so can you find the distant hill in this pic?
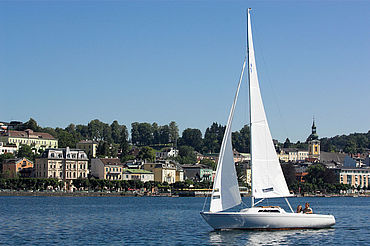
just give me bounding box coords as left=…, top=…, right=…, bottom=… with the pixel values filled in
left=320, top=131, right=370, bottom=154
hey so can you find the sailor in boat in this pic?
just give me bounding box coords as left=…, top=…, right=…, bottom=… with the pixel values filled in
left=303, top=202, right=313, bottom=214
left=296, top=205, right=303, bottom=213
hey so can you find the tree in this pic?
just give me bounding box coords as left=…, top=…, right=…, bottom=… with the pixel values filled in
left=110, top=120, right=122, bottom=144
left=281, top=163, right=297, bottom=188
left=283, top=138, right=291, bottom=148
left=159, top=125, right=171, bottom=144
left=203, top=123, right=225, bottom=153
left=17, top=145, right=33, bottom=159
left=131, top=122, right=153, bottom=146
left=137, top=146, right=156, bottom=162
left=119, top=125, right=130, bottom=157
left=97, top=141, right=110, bottom=157
left=199, top=159, right=216, bottom=170
left=232, top=125, right=250, bottom=153
left=22, top=118, right=40, bottom=131
left=176, top=145, right=196, bottom=164
left=0, top=153, right=15, bottom=173
left=56, top=129, right=76, bottom=148
left=178, top=128, right=203, bottom=152
left=169, top=121, right=179, bottom=145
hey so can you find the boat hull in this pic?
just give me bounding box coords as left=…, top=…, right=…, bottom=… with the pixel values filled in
left=200, top=210, right=335, bottom=230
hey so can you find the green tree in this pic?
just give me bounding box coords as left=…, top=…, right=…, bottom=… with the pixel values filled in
left=159, top=125, right=171, bottom=144
left=169, top=121, right=179, bottom=145
left=56, top=129, right=76, bottom=148
left=110, top=120, right=122, bottom=144
left=17, top=145, right=33, bottom=159
left=119, top=125, right=130, bottom=158
left=283, top=138, right=291, bottom=148
left=131, top=122, right=153, bottom=146
left=178, top=128, right=203, bottom=152
left=232, top=125, right=250, bottom=153
left=199, top=159, right=216, bottom=170
left=281, top=163, right=297, bottom=188
left=176, top=145, right=196, bottom=164
left=22, top=118, right=41, bottom=131
left=137, top=146, right=156, bottom=162
left=203, top=123, right=225, bottom=153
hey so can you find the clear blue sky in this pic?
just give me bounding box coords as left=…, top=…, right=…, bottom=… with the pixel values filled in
left=1, top=1, right=369, bottom=142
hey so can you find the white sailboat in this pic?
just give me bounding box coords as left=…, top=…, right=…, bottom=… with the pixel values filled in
left=200, top=9, right=335, bottom=230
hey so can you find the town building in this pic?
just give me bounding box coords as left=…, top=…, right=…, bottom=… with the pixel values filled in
left=337, top=167, right=370, bottom=188
left=245, top=168, right=251, bottom=187
left=142, top=162, right=177, bottom=184
left=320, top=151, right=346, bottom=167
left=233, top=151, right=250, bottom=163
left=2, top=157, right=33, bottom=178
left=122, top=169, right=154, bottom=182
left=76, top=140, right=98, bottom=158
left=175, top=164, right=184, bottom=182
left=0, top=129, right=58, bottom=152
left=91, top=158, right=124, bottom=180
left=0, top=142, right=17, bottom=155
left=123, top=160, right=144, bottom=169
left=155, top=147, right=179, bottom=159
left=307, top=119, right=320, bottom=161
left=181, top=164, right=214, bottom=182
left=35, top=147, right=89, bottom=184
left=278, top=148, right=309, bottom=162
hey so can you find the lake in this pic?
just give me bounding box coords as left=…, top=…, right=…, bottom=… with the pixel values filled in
left=0, top=196, right=368, bottom=245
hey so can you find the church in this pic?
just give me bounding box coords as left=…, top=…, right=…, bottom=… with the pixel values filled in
left=306, top=119, right=320, bottom=161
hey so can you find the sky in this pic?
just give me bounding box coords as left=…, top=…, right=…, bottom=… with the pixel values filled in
left=1, top=0, right=369, bottom=142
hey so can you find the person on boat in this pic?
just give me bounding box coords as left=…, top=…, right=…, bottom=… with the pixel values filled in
left=303, top=202, right=313, bottom=214
left=296, top=205, right=303, bottom=213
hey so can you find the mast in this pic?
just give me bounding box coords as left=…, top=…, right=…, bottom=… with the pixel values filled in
left=247, top=8, right=254, bottom=208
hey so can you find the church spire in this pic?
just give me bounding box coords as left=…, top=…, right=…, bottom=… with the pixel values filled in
left=312, top=116, right=316, bottom=134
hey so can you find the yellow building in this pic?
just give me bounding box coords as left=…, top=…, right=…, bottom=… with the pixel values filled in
left=142, top=162, right=177, bottom=184
left=2, top=158, right=33, bottom=178
left=245, top=168, right=251, bottom=187
left=91, top=158, right=123, bottom=180
left=338, top=168, right=370, bottom=188
left=76, top=140, right=98, bottom=158
left=0, top=129, right=58, bottom=152
left=307, top=120, right=320, bottom=161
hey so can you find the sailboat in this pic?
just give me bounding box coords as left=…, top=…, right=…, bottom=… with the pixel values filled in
left=200, top=9, right=335, bottom=230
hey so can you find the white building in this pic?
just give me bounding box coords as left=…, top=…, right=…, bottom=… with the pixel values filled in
left=0, top=142, right=17, bottom=155
left=156, top=147, right=179, bottom=159
left=122, top=169, right=154, bottom=182
left=279, top=148, right=308, bottom=162
left=35, top=147, right=89, bottom=190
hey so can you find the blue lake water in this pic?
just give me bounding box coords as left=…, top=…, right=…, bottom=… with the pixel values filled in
left=0, top=196, right=369, bottom=245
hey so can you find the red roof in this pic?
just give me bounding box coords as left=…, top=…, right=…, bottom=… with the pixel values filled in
left=100, top=158, right=123, bottom=166
left=2, top=130, right=55, bottom=140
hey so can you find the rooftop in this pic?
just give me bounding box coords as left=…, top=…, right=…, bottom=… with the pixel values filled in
left=1, top=129, right=56, bottom=140
left=99, top=158, right=123, bottom=166
left=123, top=169, right=153, bottom=174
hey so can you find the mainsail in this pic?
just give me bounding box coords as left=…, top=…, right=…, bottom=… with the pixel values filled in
left=247, top=9, right=291, bottom=199
left=209, top=60, right=246, bottom=213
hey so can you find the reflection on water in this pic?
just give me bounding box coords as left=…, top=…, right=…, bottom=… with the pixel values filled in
left=209, top=228, right=335, bottom=245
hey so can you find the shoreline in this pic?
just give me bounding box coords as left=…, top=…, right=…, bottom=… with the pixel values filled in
left=0, top=190, right=368, bottom=198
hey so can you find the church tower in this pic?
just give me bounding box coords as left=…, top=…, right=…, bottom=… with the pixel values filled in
left=307, top=118, right=320, bottom=161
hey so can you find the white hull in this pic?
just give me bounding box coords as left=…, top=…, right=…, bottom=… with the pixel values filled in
left=201, top=207, right=335, bottom=230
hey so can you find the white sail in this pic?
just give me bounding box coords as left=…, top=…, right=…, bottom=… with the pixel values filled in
left=209, top=60, right=246, bottom=213
left=247, top=10, right=291, bottom=199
